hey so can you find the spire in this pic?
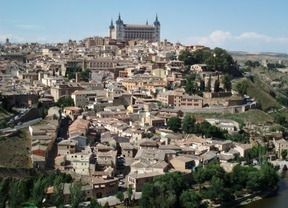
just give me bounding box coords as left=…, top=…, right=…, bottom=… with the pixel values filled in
left=116, top=13, right=123, bottom=25
left=109, top=19, right=114, bottom=29
left=154, top=14, right=160, bottom=26
left=146, top=19, right=148, bottom=25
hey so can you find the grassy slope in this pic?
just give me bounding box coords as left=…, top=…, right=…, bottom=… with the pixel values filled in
left=0, top=128, right=32, bottom=168
left=248, top=76, right=280, bottom=111
left=193, top=109, right=274, bottom=127
left=233, top=77, right=280, bottom=111
left=0, top=106, right=32, bottom=168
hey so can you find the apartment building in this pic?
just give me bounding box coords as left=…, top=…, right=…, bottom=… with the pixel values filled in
left=50, top=83, right=84, bottom=101
left=157, top=89, right=203, bottom=109
left=71, top=89, right=109, bottom=108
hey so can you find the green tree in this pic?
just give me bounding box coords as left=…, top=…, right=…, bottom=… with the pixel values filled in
left=194, top=163, right=226, bottom=184
left=180, top=190, right=204, bottom=208
left=51, top=175, right=65, bottom=207
left=225, top=130, right=249, bottom=143
left=184, top=74, right=198, bottom=95
left=182, top=114, right=196, bottom=134
left=205, top=75, right=212, bottom=92
left=179, top=48, right=239, bottom=77
left=259, top=162, right=279, bottom=190
left=116, top=191, right=124, bottom=203
left=56, top=96, right=74, bottom=108
left=245, top=60, right=260, bottom=68
left=222, top=75, right=232, bottom=92
left=127, top=187, right=133, bottom=206
left=178, top=50, right=196, bottom=66
left=80, top=69, right=91, bottom=82
left=140, top=172, right=186, bottom=208
left=31, top=177, right=48, bottom=207
left=140, top=183, right=158, bottom=208
left=0, top=178, right=9, bottom=208
left=231, top=162, right=278, bottom=193
left=90, top=198, right=102, bottom=208
left=236, top=80, right=249, bottom=95
left=185, top=78, right=197, bottom=95
left=66, top=65, right=82, bottom=80
left=167, top=116, right=182, bottom=133
left=274, top=114, right=287, bottom=125
left=193, top=49, right=212, bottom=64
left=196, top=121, right=226, bottom=139
left=22, top=202, right=38, bottom=208
left=245, top=145, right=267, bottom=164
left=282, top=149, right=288, bottom=160
left=8, top=180, right=27, bottom=208
left=152, top=183, right=176, bottom=208
left=246, top=170, right=262, bottom=191
left=199, top=79, right=205, bottom=92
left=205, top=176, right=226, bottom=202
left=207, top=48, right=238, bottom=75
left=155, top=172, right=187, bottom=199
left=231, top=165, right=252, bottom=191
left=70, top=182, right=84, bottom=208
left=214, top=79, right=220, bottom=92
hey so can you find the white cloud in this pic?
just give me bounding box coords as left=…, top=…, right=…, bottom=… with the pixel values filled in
left=186, top=30, right=231, bottom=46
left=237, top=32, right=269, bottom=40
left=198, top=30, right=232, bottom=45
left=185, top=30, right=288, bottom=52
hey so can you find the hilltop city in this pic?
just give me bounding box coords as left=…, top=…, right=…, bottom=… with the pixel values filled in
left=0, top=15, right=288, bottom=208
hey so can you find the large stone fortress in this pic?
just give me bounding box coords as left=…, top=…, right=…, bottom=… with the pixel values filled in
left=109, top=14, right=160, bottom=42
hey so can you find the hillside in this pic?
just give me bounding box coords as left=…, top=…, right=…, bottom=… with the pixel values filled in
left=0, top=129, right=32, bottom=168
left=231, top=51, right=288, bottom=65
left=193, top=109, right=274, bottom=127
left=233, top=77, right=281, bottom=111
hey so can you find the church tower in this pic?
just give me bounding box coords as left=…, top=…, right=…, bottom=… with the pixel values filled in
left=109, top=19, right=115, bottom=39
left=153, top=14, right=160, bottom=42
left=115, top=13, right=124, bottom=41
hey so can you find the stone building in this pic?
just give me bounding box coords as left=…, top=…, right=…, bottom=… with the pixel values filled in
left=109, top=14, right=160, bottom=42
left=50, top=83, right=84, bottom=101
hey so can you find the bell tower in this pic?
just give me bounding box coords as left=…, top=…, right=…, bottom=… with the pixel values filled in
left=109, top=19, right=115, bottom=39
left=153, top=14, right=160, bottom=42
left=116, top=13, right=124, bottom=41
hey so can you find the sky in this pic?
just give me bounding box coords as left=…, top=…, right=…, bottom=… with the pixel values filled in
left=1, top=0, right=288, bottom=53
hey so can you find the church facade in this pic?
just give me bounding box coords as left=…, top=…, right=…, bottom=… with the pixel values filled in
left=109, top=14, right=160, bottom=42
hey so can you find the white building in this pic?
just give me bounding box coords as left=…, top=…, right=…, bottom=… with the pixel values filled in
left=71, top=90, right=110, bottom=108
left=205, top=118, right=240, bottom=133
left=273, top=138, right=288, bottom=158
left=66, top=153, right=91, bottom=175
